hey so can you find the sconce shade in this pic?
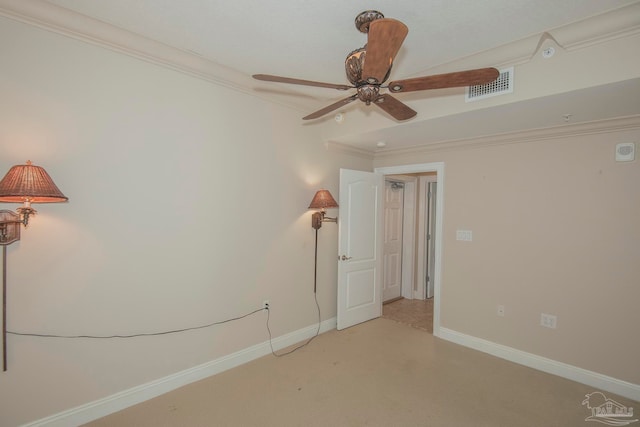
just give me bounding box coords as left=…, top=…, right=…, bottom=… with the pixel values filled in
left=0, top=161, right=67, bottom=203
left=308, top=189, right=338, bottom=210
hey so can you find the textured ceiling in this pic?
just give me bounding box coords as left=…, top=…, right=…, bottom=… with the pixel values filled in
left=44, top=0, right=635, bottom=85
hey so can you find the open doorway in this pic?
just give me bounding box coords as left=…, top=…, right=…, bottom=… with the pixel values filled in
left=375, top=163, right=444, bottom=337
left=381, top=173, right=437, bottom=333
left=382, top=178, right=407, bottom=303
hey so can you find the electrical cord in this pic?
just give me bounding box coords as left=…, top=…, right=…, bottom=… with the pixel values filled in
left=6, top=308, right=265, bottom=339
left=6, top=298, right=323, bottom=359
left=266, top=291, right=321, bottom=357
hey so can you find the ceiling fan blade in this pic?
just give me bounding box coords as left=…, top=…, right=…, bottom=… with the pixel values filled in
left=373, top=94, right=417, bottom=121
left=253, top=74, right=353, bottom=90
left=388, top=67, right=500, bottom=93
left=303, top=94, right=358, bottom=120
left=362, top=18, right=408, bottom=84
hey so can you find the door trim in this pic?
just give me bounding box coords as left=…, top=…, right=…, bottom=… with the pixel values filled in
left=400, top=179, right=416, bottom=300
left=375, top=163, right=444, bottom=337
left=417, top=175, right=437, bottom=300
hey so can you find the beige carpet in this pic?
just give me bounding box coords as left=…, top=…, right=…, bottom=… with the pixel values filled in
left=382, top=298, right=433, bottom=333
left=84, top=318, right=637, bottom=427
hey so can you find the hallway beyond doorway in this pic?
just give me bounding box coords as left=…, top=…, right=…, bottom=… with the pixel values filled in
left=382, top=298, right=433, bottom=333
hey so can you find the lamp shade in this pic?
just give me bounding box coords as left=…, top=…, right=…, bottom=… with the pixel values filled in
left=308, top=189, right=338, bottom=210
left=0, top=161, right=68, bottom=203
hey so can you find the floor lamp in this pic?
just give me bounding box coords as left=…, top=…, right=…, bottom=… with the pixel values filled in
left=0, top=161, right=68, bottom=371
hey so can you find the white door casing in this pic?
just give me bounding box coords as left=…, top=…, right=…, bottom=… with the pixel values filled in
left=399, top=178, right=417, bottom=300
left=337, top=169, right=383, bottom=330
left=417, top=175, right=438, bottom=300
left=426, top=181, right=438, bottom=299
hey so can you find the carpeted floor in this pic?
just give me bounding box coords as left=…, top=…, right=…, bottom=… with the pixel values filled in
left=84, top=316, right=637, bottom=427
left=382, top=297, right=433, bottom=333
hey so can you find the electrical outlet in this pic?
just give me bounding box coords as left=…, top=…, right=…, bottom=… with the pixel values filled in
left=540, top=313, right=557, bottom=329
left=263, top=300, right=270, bottom=310
left=497, top=305, right=505, bottom=317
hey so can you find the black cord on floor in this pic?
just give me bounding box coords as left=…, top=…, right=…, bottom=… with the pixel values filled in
left=266, top=291, right=321, bottom=357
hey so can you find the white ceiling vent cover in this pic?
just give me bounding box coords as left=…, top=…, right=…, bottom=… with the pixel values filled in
left=466, top=67, right=513, bottom=102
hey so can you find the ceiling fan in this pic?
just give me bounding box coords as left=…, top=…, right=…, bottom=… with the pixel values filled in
left=253, top=10, right=500, bottom=121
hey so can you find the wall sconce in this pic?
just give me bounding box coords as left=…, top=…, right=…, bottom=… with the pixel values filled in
left=308, top=189, right=338, bottom=294
left=308, top=189, right=338, bottom=230
left=0, top=160, right=68, bottom=228
left=0, top=160, right=68, bottom=372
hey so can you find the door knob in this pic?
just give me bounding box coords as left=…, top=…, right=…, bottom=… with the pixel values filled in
left=340, top=255, right=352, bottom=261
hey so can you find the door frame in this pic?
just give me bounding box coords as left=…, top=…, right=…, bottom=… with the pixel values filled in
left=400, top=179, right=416, bottom=300
left=375, top=162, right=444, bottom=337
left=417, top=175, right=438, bottom=300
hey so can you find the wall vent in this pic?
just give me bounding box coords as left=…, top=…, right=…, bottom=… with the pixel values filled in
left=466, top=67, right=513, bottom=102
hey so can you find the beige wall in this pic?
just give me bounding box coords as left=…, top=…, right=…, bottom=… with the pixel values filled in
left=375, top=122, right=640, bottom=385
left=0, top=17, right=371, bottom=426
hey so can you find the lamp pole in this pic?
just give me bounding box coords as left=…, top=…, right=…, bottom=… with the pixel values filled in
left=2, top=245, right=6, bottom=371
left=313, top=228, right=318, bottom=294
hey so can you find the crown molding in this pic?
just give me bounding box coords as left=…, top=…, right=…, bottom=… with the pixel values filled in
left=0, top=0, right=245, bottom=88
left=325, top=141, right=375, bottom=160
left=4, top=1, right=639, bottom=88
left=372, top=114, right=640, bottom=160
left=410, top=2, right=640, bottom=76
left=0, top=0, right=313, bottom=114
left=552, top=2, right=640, bottom=51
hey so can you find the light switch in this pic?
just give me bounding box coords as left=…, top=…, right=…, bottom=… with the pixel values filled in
left=456, top=230, right=473, bottom=241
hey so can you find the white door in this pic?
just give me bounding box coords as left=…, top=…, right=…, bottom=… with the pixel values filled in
left=337, top=169, right=383, bottom=330
left=383, top=181, right=404, bottom=302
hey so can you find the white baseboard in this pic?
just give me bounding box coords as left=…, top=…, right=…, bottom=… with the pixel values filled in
left=24, top=320, right=638, bottom=426
left=438, top=327, right=640, bottom=401
left=24, top=317, right=337, bottom=427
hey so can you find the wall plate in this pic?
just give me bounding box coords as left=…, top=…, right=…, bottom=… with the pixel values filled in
left=615, top=142, right=635, bottom=162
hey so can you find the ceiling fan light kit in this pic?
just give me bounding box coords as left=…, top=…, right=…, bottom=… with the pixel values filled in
left=253, top=11, right=500, bottom=121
